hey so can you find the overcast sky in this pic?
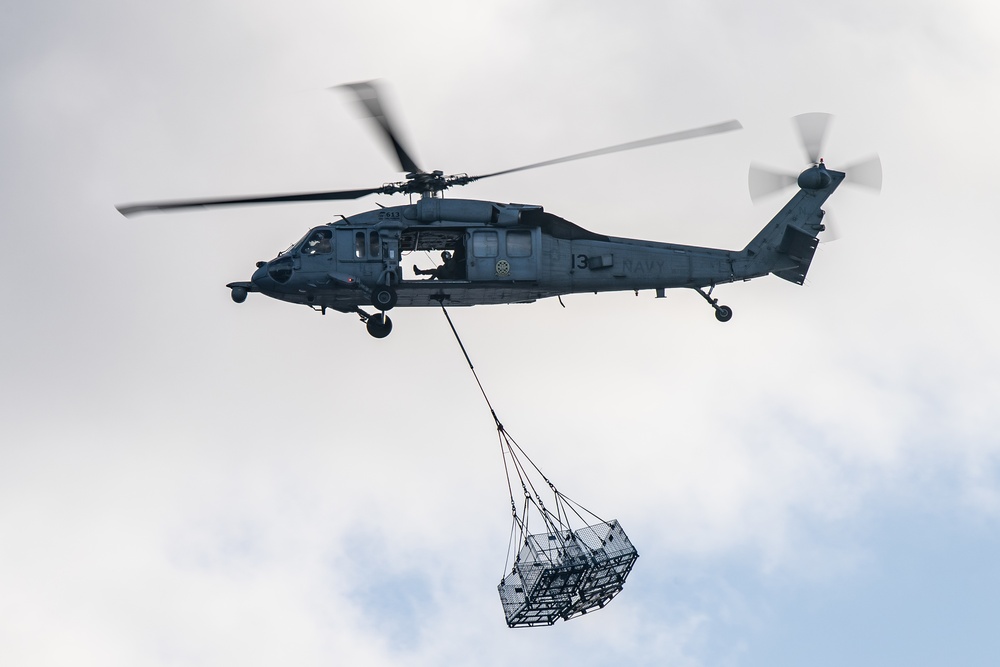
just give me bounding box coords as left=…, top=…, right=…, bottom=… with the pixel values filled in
left=3, top=1, right=1000, bottom=666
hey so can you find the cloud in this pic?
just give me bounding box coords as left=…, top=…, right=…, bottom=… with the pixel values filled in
left=3, top=1, right=1000, bottom=666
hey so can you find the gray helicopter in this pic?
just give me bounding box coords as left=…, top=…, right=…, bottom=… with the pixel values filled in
left=118, top=82, right=880, bottom=338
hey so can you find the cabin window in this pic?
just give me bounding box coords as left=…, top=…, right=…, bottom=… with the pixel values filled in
left=473, top=231, right=499, bottom=258
left=355, top=232, right=366, bottom=258
left=368, top=231, right=381, bottom=258
left=506, top=230, right=532, bottom=257
left=303, top=229, right=333, bottom=255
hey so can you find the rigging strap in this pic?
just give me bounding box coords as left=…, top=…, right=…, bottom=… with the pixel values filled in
left=439, top=306, right=609, bottom=568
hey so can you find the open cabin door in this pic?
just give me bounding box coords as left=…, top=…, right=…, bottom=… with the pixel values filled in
left=401, top=228, right=469, bottom=281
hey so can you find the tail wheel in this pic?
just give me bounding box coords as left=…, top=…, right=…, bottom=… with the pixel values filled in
left=715, top=305, right=733, bottom=322
left=366, top=313, right=393, bottom=338
left=372, top=286, right=397, bottom=311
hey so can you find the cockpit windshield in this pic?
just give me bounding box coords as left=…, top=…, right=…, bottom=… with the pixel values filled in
left=303, top=228, right=333, bottom=255
left=267, top=255, right=293, bottom=283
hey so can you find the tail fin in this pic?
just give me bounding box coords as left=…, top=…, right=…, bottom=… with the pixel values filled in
left=741, top=167, right=845, bottom=284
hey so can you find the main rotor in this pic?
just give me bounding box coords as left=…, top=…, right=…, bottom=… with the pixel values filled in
left=117, top=81, right=742, bottom=217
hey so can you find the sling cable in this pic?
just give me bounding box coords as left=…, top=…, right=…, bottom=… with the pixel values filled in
left=441, top=307, right=638, bottom=628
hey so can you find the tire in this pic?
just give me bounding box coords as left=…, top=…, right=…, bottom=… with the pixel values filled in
left=366, top=313, right=393, bottom=338
left=372, top=286, right=397, bottom=311
left=715, top=305, right=733, bottom=322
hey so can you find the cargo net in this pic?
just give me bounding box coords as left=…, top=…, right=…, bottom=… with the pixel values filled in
left=497, top=424, right=639, bottom=628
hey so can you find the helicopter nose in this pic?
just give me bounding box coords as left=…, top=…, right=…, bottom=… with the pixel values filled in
left=251, top=262, right=268, bottom=284
left=248, top=261, right=276, bottom=292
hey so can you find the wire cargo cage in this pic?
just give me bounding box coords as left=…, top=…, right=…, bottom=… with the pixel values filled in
left=498, top=519, right=638, bottom=628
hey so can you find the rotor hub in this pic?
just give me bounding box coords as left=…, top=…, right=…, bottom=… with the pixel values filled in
left=797, top=161, right=832, bottom=190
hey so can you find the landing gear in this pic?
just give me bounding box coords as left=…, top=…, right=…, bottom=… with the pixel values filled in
left=357, top=305, right=395, bottom=338
left=366, top=312, right=393, bottom=338
left=372, top=286, right=397, bottom=311
left=693, top=284, right=733, bottom=323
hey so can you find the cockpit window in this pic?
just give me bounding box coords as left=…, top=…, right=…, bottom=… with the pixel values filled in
left=304, top=229, right=333, bottom=255
left=267, top=256, right=293, bottom=283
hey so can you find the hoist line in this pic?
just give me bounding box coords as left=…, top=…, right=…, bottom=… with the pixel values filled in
left=442, top=306, right=537, bottom=573
left=500, top=426, right=594, bottom=533
left=507, top=440, right=566, bottom=531
left=500, top=424, right=560, bottom=537
left=439, top=306, right=607, bottom=573
left=440, top=306, right=500, bottom=427
left=502, top=426, right=557, bottom=491
left=441, top=305, right=530, bottom=503
left=503, top=502, right=518, bottom=576
left=499, top=424, right=568, bottom=537
left=500, top=435, right=519, bottom=524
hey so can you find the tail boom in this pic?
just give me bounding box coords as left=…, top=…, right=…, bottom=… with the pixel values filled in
left=739, top=166, right=845, bottom=284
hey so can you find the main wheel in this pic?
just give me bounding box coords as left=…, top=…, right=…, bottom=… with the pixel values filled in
left=372, top=286, right=397, bottom=311
left=715, top=305, right=733, bottom=322
left=366, top=313, right=393, bottom=338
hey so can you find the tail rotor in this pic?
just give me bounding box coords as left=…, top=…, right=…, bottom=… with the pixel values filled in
left=748, top=113, right=882, bottom=205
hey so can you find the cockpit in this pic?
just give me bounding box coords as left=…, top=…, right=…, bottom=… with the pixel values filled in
left=264, top=227, right=335, bottom=284
left=303, top=228, right=333, bottom=255
left=267, top=255, right=293, bottom=283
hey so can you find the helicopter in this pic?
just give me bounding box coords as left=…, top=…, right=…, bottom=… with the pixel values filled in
left=118, top=82, right=881, bottom=338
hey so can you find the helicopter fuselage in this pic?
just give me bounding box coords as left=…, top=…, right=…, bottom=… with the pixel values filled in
left=238, top=200, right=741, bottom=309
left=231, top=167, right=842, bottom=335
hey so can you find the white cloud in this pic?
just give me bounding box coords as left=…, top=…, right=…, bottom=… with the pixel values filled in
left=3, top=1, right=1000, bottom=665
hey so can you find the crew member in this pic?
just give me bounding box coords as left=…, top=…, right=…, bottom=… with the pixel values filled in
left=414, top=250, right=459, bottom=280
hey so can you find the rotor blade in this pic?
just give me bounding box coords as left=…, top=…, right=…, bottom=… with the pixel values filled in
left=748, top=162, right=797, bottom=202
left=337, top=80, right=422, bottom=174
left=794, top=112, right=833, bottom=164
left=116, top=186, right=384, bottom=217
left=820, top=209, right=842, bottom=243
left=843, top=153, right=882, bottom=192
left=469, top=120, right=742, bottom=181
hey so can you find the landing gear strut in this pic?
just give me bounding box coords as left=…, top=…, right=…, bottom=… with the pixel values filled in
left=693, top=285, right=733, bottom=322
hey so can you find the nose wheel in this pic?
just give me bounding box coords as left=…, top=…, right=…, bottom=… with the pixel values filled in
left=693, top=285, right=733, bottom=323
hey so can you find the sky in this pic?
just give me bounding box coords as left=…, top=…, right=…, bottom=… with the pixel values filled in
left=2, top=1, right=1000, bottom=665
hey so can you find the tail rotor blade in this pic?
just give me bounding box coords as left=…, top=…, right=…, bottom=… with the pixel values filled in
left=794, top=112, right=833, bottom=164
left=843, top=153, right=882, bottom=192
left=749, top=162, right=797, bottom=202
left=820, top=209, right=842, bottom=243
